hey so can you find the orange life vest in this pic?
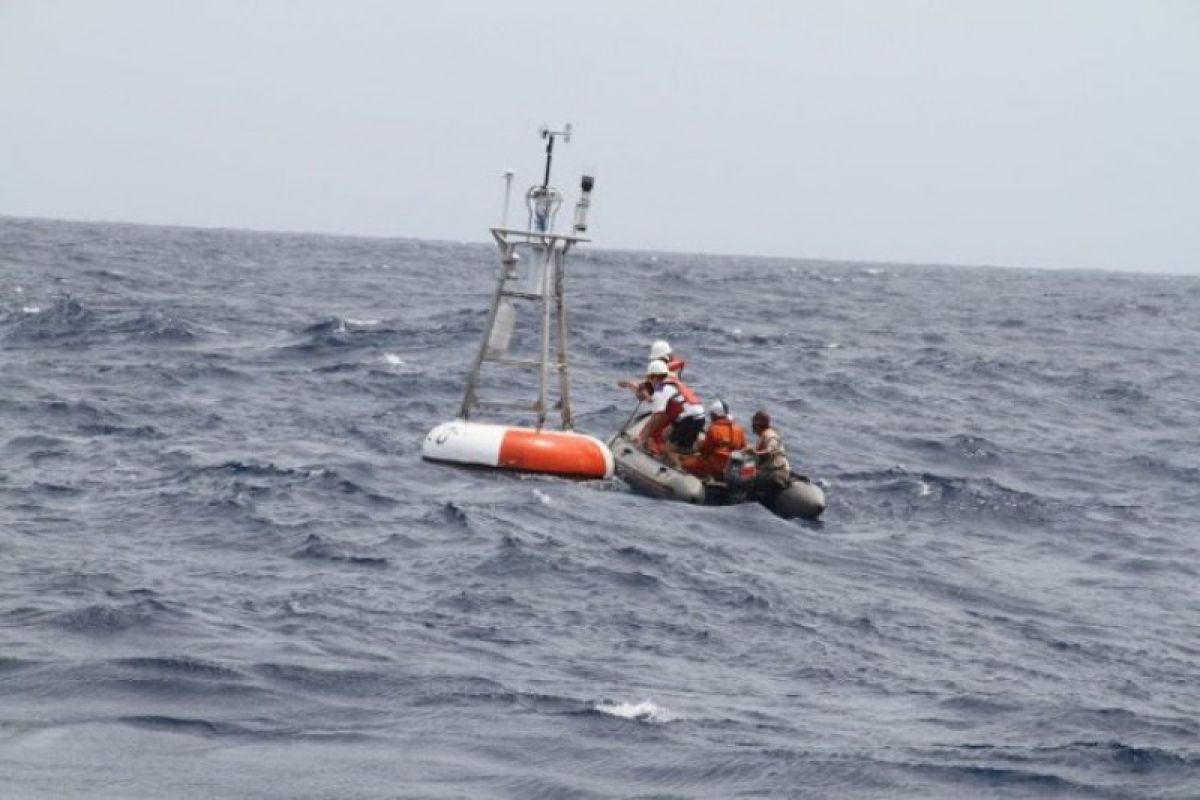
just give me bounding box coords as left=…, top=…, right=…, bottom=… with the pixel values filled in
left=645, top=376, right=702, bottom=445
left=662, top=376, right=700, bottom=410
left=698, top=417, right=747, bottom=480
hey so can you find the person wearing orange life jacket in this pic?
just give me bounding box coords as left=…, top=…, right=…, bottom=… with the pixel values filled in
left=617, top=339, right=687, bottom=400
left=648, top=339, right=686, bottom=378
left=636, top=360, right=705, bottom=464
left=694, top=399, right=749, bottom=482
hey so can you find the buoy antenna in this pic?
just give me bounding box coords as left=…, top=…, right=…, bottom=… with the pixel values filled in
left=500, top=169, right=515, bottom=228
left=538, top=123, right=572, bottom=189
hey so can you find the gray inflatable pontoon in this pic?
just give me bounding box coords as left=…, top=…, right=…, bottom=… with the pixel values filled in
left=610, top=415, right=826, bottom=521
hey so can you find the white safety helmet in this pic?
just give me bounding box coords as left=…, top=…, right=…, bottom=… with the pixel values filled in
left=646, top=360, right=670, bottom=378
left=709, top=399, right=729, bottom=418
left=648, top=340, right=671, bottom=361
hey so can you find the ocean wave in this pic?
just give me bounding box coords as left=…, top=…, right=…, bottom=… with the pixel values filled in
left=291, top=533, right=389, bottom=567
left=49, top=595, right=181, bottom=634
left=473, top=533, right=567, bottom=579
left=1123, top=454, right=1200, bottom=484
left=2, top=296, right=200, bottom=345
left=116, top=309, right=199, bottom=343
left=116, top=715, right=239, bottom=736
left=76, top=422, right=162, bottom=438
left=592, top=699, right=680, bottom=724
left=835, top=468, right=1056, bottom=527
left=899, top=433, right=1004, bottom=464
left=110, top=656, right=246, bottom=681
left=428, top=500, right=471, bottom=528
left=174, top=460, right=397, bottom=506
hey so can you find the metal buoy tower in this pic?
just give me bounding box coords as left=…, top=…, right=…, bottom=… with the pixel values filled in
left=422, top=124, right=610, bottom=479
left=458, top=123, right=594, bottom=430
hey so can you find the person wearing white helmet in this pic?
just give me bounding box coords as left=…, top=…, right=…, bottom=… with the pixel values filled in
left=692, top=398, right=749, bottom=482
left=617, top=339, right=687, bottom=399
left=637, top=359, right=705, bottom=464
left=648, top=340, right=686, bottom=377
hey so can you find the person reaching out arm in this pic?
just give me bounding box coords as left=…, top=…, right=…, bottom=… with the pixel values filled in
left=637, top=360, right=705, bottom=466
left=617, top=339, right=687, bottom=399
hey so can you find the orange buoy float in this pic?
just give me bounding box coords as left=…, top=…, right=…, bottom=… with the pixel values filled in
left=423, top=420, right=613, bottom=479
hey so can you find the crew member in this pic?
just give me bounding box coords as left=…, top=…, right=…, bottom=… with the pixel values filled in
left=617, top=340, right=687, bottom=399
left=648, top=339, right=686, bottom=378
left=637, top=360, right=705, bottom=463
left=751, top=409, right=792, bottom=500
left=695, top=399, right=748, bottom=482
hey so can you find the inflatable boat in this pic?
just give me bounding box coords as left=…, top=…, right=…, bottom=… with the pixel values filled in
left=610, top=415, right=826, bottom=521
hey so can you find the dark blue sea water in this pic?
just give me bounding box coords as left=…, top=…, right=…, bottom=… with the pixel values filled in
left=2, top=215, right=1198, bottom=799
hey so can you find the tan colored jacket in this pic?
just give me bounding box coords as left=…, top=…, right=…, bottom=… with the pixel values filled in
left=755, top=427, right=790, bottom=479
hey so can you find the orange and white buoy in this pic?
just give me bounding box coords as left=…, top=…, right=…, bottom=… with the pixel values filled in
left=422, top=125, right=611, bottom=481
left=422, top=420, right=613, bottom=479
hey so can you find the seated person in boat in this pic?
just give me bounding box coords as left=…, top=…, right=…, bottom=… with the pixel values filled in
left=751, top=409, right=792, bottom=500
left=637, top=359, right=705, bottom=465
left=617, top=339, right=686, bottom=399
left=681, top=399, right=749, bottom=482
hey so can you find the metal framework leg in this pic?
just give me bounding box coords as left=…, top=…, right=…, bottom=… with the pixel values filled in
left=555, top=248, right=573, bottom=429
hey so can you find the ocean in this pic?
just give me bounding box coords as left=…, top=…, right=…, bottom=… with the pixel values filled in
left=2, top=215, right=1198, bottom=799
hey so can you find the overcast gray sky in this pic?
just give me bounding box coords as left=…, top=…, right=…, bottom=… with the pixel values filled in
left=2, top=1, right=1197, bottom=274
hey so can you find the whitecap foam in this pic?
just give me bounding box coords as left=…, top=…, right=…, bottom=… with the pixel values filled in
left=594, top=700, right=679, bottom=724
left=383, top=353, right=404, bottom=366
left=531, top=488, right=551, bottom=505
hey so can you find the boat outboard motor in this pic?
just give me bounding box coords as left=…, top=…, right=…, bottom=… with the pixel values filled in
left=718, top=450, right=757, bottom=503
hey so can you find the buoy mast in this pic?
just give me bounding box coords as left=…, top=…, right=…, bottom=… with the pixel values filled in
left=459, top=123, right=594, bottom=430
